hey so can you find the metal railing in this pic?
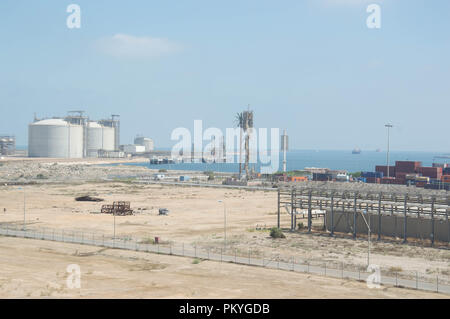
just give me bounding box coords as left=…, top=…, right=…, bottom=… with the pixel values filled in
left=0, top=224, right=448, bottom=295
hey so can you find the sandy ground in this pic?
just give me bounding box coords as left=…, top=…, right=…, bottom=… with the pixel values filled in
left=0, top=158, right=449, bottom=298
left=0, top=236, right=446, bottom=299
left=0, top=182, right=449, bottom=282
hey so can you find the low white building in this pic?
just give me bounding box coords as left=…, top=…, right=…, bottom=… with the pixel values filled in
left=122, top=144, right=146, bottom=154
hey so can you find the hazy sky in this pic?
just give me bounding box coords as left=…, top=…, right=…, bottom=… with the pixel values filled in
left=0, top=0, right=449, bottom=152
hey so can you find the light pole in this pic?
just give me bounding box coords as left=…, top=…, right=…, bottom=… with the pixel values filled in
left=385, top=124, right=393, bottom=177
left=218, top=200, right=226, bottom=250
left=359, top=209, right=371, bottom=267
left=18, top=187, right=26, bottom=230
left=112, top=210, right=119, bottom=249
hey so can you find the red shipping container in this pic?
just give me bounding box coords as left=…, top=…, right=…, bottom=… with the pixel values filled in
left=375, top=165, right=396, bottom=177
left=366, top=177, right=380, bottom=184
left=395, top=161, right=422, bottom=173
left=396, top=172, right=408, bottom=179
left=381, top=177, right=396, bottom=184
left=416, top=181, right=426, bottom=188
left=417, top=167, right=442, bottom=179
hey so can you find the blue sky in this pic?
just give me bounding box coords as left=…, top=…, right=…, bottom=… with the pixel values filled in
left=0, top=0, right=449, bottom=152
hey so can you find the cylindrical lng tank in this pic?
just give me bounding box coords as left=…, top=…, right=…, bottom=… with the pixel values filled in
left=28, top=119, right=84, bottom=158
left=134, top=137, right=154, bottom=152
left=102, top=126, right=115, bottom=151
left=86, top=122, right=115, bottom=157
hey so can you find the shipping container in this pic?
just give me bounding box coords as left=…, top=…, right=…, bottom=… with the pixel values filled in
left=441, top=175, right=450, bottom=183
left=395, top=161, right=422, bottom=173
left=417, top=166, right=442, bottom=179
left=366, top=177, right=381, bottom=184
left=375, top=165, right=396, bottom=177
left=361, top=171, right=383, bottom=178
left=288, top=176, right=308, bottom=182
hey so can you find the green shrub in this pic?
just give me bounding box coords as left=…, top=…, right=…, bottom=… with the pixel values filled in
left=270, top=227, right=285, bottom=239
left=351, top=171, right=362, bottom=178
left=298, top=222, right=304, bottom=230
left=158, top=169, right=167, bottom=172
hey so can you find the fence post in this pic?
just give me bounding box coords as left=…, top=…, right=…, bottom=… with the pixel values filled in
left=248, top=249, right=251, bottom=264
left=416, top=272, right=418, bottom=290
left=307, top=261, right=309, bottom=273
left=170, top=244, right=172, bottom=255
left=437, top=275, right=439, bottom=293
left=235, top=249, right=237, bottom=263
left=292, top=257, right=295, bottom=271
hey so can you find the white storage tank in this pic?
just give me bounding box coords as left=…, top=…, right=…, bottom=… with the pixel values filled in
left=28, top=119, right=84, bottom=158
left=86, top=122, right=115, bottom=157
left=134, top=137, right=154, bottom=152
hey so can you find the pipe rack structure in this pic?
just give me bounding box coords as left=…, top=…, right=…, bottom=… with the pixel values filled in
left=277, top=186, right=450, bottom=246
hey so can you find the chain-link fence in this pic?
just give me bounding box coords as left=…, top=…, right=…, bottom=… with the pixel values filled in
left=0, top=224, right=448, bottom=295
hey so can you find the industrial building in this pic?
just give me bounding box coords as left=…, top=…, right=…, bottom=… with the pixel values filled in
left=28, top=112, right=120, bottom=158
left=134, top=136, right=154, bottom=152
left=0, top=135, right=15, bottom=156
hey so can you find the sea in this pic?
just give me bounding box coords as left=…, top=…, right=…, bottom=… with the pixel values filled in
left=117, top=150, right=448, bottom=174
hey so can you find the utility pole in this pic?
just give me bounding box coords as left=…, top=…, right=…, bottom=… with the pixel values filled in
left=385, top=124, right=393, bottom=177
left=218, top=200, right=227, bottom=250
left=18, top=187, right=26, bottom=230
left=359, top=210, right=371, bottom=267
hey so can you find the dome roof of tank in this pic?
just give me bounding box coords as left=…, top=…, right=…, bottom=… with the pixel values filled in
left=31, top=119, right=70, bottom=126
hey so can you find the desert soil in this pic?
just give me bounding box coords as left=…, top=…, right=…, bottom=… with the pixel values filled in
left=0, top=237, right=446, bottom=299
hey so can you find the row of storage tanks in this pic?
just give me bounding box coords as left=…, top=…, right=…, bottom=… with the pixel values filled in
left=28, top=118, right=117, bottom=158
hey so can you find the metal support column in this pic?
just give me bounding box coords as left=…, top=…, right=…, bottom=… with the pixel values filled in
left=378, top=192, right=382, bottom=241
left=291, top=188, right=294, bottom=231
left=431, top=196, right=435, bottom=246
left=277, top=188, right=280, bottom=229
left=308, top=190, right=312, bottom=233
left=403, top=195, right=408, bottom=243
left=353, top=193, right=357, bottom=239
left=330, top=193, right=334, bottom=237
